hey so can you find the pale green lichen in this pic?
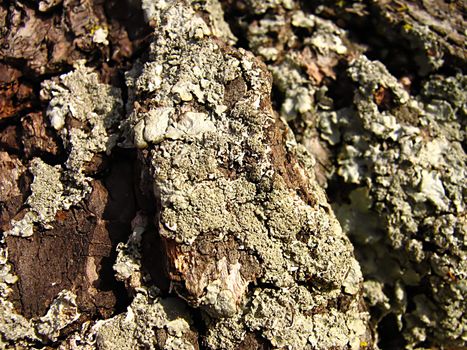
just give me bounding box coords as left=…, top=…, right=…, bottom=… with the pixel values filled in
left=6, top=66, right=122, bottom=238
left=96, top=290, right=196, bottom=350
left=246, top=6, right=354, bottom=121
left=44, top=64, right=123, bottom=172
left=36, top=290, right=80, bottom=342
left=6, top=158, right=71, bottom=237
left=316, top=57, right=466, bottom=347
left=236, top=1, right=466, bottom=346
left=0, top=300, right=37, bottom=349
left=232, top=1, right=360, bottom=188
left=113, top=213, right=149, bottom=290
left=122, top=1, right=371, bottom=348
left=1, top=65, right=124, bottom=347
left=95, top=213, right=197, bottom=349
left=206, top=284, right=369, bottom=350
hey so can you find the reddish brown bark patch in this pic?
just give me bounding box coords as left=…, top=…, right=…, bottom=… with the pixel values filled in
left=0, top=0, right=143, bottom=80
left=0, top=125, right=21, bottom=154
left=267, top=118, right=317, bottom=206
left=21, top=112, right=62, bottom=159
left=0, top=152, right=29, bottom=231
left=5, top=156, right=137, bottom=321
left=163, top=232, right=262, bottom=305
left=5, top=183, right=121, bottom=319
left=0, top=64, right=34, bottom=120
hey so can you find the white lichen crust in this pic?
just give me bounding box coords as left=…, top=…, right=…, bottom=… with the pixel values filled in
left=227, top=0, right=360, bottom=186
left=120, top=1, right=371, bottom=348
left=36, top=290, right=81, bottom=342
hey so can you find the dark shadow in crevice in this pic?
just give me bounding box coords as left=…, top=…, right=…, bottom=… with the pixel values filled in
left=377, top=313, right=407, bottom=350
left=299, top=0, right=426, bottom=93
left=190, top=307, right=209, bottom=350
left=141, top=221, right=171, bottom=294
left=98, top=147, right=140, bottom=314
left=324, top=59, right=355, bottom=109
left=218, top=0, right=253, bottom=51
left=135, top=151, right=171, bottom=295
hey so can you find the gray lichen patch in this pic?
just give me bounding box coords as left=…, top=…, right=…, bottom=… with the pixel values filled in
left=6, top=66, right=123, bottom=237
left=123, top=0, right=371, bottom=348
left=6, top=158, right=67, bottom=237
left=241, top=1, right=358, bottom=117
left=5, top=0, right=465, bottom=348
left=42, top=64, right=123, bottom=171
left=206, top=286, right=369, bottom=350
left=0, top=300, right=37, bottom=349
left=226, top=1, right=466, bottom=346
left=223, top=0, right=361, bottom=186
left=315, top=56, right=466, bottom=347
left=113, top=212, right=149, bottom=291
left=96, top=290, right=198, bottom=350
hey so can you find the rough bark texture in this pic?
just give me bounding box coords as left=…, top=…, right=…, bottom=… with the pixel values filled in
left=0, top=0, right=465, bottom=349
left=0, top=0, right=139, bottom=77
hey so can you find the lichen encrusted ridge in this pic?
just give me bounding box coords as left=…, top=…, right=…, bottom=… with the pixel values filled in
left=118, top=1, right=371, bottom=348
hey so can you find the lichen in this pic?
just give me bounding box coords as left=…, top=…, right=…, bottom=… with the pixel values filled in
left=113, top=213, right=148, bottom=290
left=7, top=159, right=66, bottom=237
left=4, top=0, right=463, bottom=348
left=226, top=1, right=361, bottom=186
left=121, top=1, right=371, bottom=348
left=36, top=290, right=81, bottom=341
left=0, top=245, right=38, bottom=348
left=207, top=286, right=369, bottom=350
left=241, top=0, right=295, bottom=15
left=0, top=249, right=82, bottom=346
left=6, top=65, right=122, bottom=237
left=226, top=2, right=466, bottom=347
left=316, top=56, right=466, bottom=347
left=227, top=1, right=465, bottom=346
left=95, top=290, right=197, bottom=350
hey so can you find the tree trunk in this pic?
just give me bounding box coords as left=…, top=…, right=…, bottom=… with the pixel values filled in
left=0, top=0, right=465, bottom=349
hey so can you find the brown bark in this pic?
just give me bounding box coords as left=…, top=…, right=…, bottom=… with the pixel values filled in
left=5, top=160, right=135, bottom=320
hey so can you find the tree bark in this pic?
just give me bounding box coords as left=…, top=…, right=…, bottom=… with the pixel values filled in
left=0, top=0, right=465, bottom=349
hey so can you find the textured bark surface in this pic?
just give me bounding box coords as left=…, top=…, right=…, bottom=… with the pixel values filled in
left=0, top=64, right=34, bottom=120
left=6, top=166, right=134, bottom=320
left=0, top=0, right=465, bottom=349
left=0, top=0, right=137, bottom=77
